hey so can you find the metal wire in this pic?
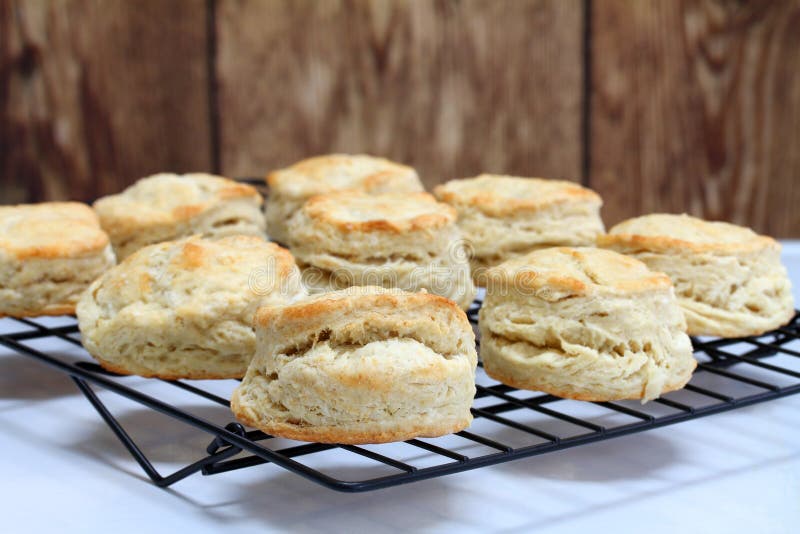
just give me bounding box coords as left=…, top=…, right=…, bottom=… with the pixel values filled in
left=1, top=307, right=799, bottom=493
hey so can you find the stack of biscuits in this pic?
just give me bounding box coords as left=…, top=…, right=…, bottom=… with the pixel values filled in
left=1, top=154, right=794, bottom=445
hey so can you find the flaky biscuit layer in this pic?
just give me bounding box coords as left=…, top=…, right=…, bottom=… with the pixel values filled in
left=93, top=173, right=265, bottom=260
left=0, top=202, right=115, bottom=317
left=434, top=175, right=604, bottom=281
left=479, top=248, right=696, bottom=402
left=288, top=192, right=476, bottom=309
left=265, top=154, right=423, bottom=243
left=600, top=214, right=794, bottom=336
left=232, top=287, right=477, bottom=444
left=77, top=235, right=305, bottom=379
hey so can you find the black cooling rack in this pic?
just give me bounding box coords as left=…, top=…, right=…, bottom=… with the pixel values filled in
left=1, top=301, right=799, bottom=493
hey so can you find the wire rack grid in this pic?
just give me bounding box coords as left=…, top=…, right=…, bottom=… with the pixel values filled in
left=1, top=299, right=799, bottom=493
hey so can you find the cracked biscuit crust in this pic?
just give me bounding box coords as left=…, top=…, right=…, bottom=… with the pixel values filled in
left=433, top=175, right=605, bottom=281
left=231, top=287, right=477, bottom=444
left=265, top=154, right=424, bottom=243
left=434, top=174, right=602, bottom=217
left=0, top=202, right=115, bottom=317
left=599, top=214, right=794, bottom=336
left=479, top=247, right=696, bottom=402
left=300, top=191, right=456, bottom=233
left=76, top=235, right=305, bottom=379
left=288, top=192, right=476, bottom=310
left=93, top=173, right=265, bottom=260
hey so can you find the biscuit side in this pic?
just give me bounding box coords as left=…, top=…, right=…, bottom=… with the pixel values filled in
left=233, top=289, right=477, bottom=443
left=604, top=243, right=795, bottom=336
left=479, top=284, right=696, bottom=402
left=76, top=236, right=305, bottom=378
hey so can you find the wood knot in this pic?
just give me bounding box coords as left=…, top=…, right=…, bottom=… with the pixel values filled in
left=18, top=44, right=40, bottom=77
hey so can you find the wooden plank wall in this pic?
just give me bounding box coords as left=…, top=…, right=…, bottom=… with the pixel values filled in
left=591, top=0, right=800, bottom=236
left=2, top=0, right=799, bottom=236
left=216, top=0, right=583, bottom=186
left=0, top=0, right=211, bottom=202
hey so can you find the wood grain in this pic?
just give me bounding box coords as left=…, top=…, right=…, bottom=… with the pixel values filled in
left=4, top=0, right=799, bottom=236
left=590, top=0, right=800, bottom=237
left=0, top=0, right=211, bottom=203
left=215, top=0, right=584, bottom=188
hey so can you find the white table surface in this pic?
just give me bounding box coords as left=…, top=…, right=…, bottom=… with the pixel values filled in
left=2, top=243, right=800, bottom=534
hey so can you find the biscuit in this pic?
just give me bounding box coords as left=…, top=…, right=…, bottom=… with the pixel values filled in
left=265, top=154, right=424, bottom=244
left=433, top=175, right=604, bottom=283
left=93, top=173, right=265, bottom=260
left=77, top=235, right=306, bottom=379
left=0, top=202, right=115, bottom=317
left=287, top=191, right=476, bottom=309
left=479, top=247, right=696, bottom=402
left=231, top=286, right=477, bottom=444
left=599, top=213, right=795, bottom=337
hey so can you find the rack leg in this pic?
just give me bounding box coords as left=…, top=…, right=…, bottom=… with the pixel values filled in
left=70, top=377, right=241, bottom=487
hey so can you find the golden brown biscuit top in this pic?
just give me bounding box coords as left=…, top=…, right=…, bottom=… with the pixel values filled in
left=0, top=202, right=110, bottom=260
left=301, top=191, right=456, bottom=233
left=255, top=286, right=466, bottom=329
left=433, top=175, right=601, bottom=216
left=266, top=154, right=423, bottom=199
left=600, top=213, right=776, bottom=254
left=93, top=173, right=261, bottom=228
left=95, top=235, right=298, bottom=310
left=485, top=247, right=671, bottom=298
